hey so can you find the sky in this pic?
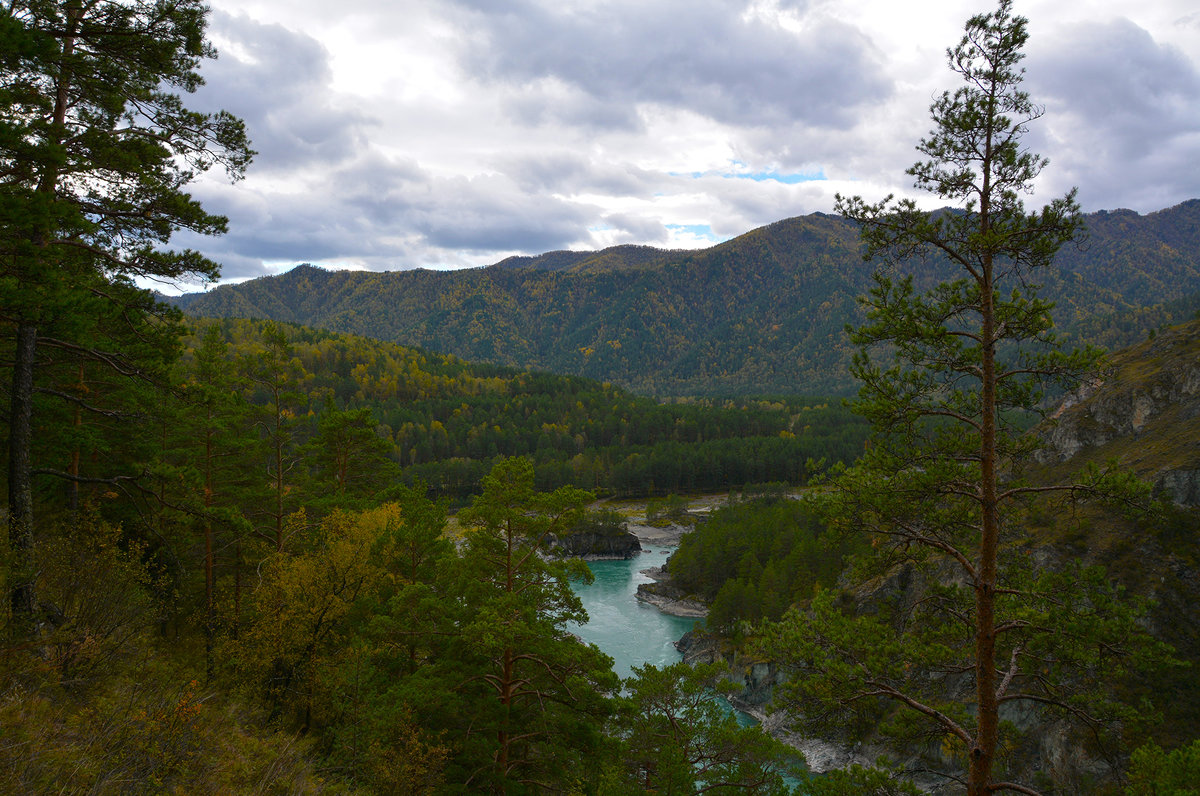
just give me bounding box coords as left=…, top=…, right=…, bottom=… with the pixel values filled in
left=170, top=0, right=1200, bottom=289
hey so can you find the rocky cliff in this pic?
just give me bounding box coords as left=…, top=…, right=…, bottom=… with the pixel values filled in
left=549, top=528, right=642, bottom=560
left=1035, top=319, right=1200, bottom=508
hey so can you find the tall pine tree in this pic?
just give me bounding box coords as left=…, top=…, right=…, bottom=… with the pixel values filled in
left=762, top=2, right=1163, bottom=792
left=1, top=0, right=251, bottom=625
left=453, top=457, right=617, bottom=793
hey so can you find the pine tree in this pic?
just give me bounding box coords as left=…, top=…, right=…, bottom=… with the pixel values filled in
left=1, top=0, right=251, bottom=623
left=616, top=662, right=799, bottom=794
left=185, top=324, right=253, bottom=672
left=453, top=457, right=617, bottom=792
left=243, top=323, right=306, bottom=551
left=307, top=399, right=395, bottom=510
left=761, top=2, right=1164, bottom=792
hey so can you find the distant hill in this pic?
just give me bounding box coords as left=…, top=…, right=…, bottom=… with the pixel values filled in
left=491, top=244, right=679, bottom=273
left=173, top=202, right=1200, bottom=396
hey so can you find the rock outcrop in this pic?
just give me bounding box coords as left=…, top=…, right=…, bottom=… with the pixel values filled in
left=674, top=629, right=783, bottom=708
left=635, top=573, right=708, bottom=617
left=1036, top=319, right=1200, bottom=507
left=550, top=529, right=642, bottom=559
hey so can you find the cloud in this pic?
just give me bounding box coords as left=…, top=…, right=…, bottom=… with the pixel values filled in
left=454, top=0, right=891, bottom=131
left=1028, top=17, right=1200, bottom=209
left=599, top=212, right=673, bottom=245
left=190, top=12, right=377, bottom=172
left=178, top=149, right=599, bottom=279
left=405, top=173, right=598, bottom=253
left=156, top=0, right=1200, bottom=291
left=500, top=151, right=662, bottom=199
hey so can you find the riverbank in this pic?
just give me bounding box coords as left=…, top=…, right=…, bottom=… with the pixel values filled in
left=626, top=519, right=710, bottom=617
left=592, top=494, right=885, bottom=779
left=624, top=521, right=686, bottom=546
left=567, top=544, right=698, bottom=680
left=634, top=584, right=709, bottom=617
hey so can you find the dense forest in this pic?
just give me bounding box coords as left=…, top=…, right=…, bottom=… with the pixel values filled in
left=176, top=318, right=867, bottom=502
left=5, top=1, right=1200, bottom=794
left=0, top=308, right=861, bottom=792
left=666, top=495, right=865, bottom=635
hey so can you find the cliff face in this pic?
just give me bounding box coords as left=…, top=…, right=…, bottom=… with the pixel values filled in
left=674, top=630, right=783, bottom=709
left=1035, top=319, right=1200, bottom=507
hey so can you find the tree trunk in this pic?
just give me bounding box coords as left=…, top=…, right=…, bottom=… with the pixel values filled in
left=497, top=644, right=513, bottom=792
left=67, top=363, right=84, bottom=512
left=274, top=388, right=284, bottom=551
left=8, top=322, right=38, bottom=623
left=969, top=99, right=1000, bottom=796
left=233, top=537, right=242, bottom=639
left=970, top=275, right=1000, bottom=794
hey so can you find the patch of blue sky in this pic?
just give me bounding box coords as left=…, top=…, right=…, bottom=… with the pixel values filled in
left=737, top=167, right=826, bottom=184
left=669, top=162, right=826, bottom=184
left=665, top=223, right=720, bottom=242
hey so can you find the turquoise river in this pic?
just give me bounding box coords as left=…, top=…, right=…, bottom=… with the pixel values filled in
left=568, top=545, right=761, bottom=734
left=568, top=546, right=698, bottom=680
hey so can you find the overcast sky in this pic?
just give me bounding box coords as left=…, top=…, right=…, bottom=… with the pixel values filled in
left=172, top=0, right=1200, bottom=288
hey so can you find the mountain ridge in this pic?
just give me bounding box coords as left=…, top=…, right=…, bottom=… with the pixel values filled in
left=172, top=201, right=1200, bottom=396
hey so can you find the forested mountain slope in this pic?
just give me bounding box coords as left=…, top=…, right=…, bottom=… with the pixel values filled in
left=174, top=202, right=1200, bottom=395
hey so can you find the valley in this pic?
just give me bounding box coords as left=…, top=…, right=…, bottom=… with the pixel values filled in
left=5, top=1, right=1200, bottom=792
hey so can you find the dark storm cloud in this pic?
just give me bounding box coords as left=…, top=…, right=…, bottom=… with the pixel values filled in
left=1029, top=18, right=1200, bottom=208
left=454, top=0, right=891, bottom=131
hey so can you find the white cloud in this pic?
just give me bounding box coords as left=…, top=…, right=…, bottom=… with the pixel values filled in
left=170, top=0, right=1200, bottom=287
left=1028, top=16, right=1200, bottom=209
